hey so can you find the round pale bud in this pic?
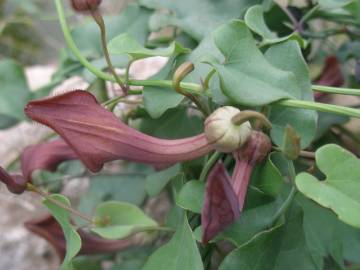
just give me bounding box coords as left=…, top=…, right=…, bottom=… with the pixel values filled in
left=204, top=106, right=252, bottom=152
left=70, top=0, right=102, bottom=12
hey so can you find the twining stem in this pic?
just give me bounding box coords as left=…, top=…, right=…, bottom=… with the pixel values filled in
left=90, top=9, right=127, bottom=93
left=54, top=0, right=360, bottom=120
left=312, top=85, right=360, bottom=96
left=27, top=183, right=94, bottom=224
left=231, top=110, right=272, bottom=129
left=173, top=62, right=209, bottom=116
left=272, top=146, right=315, bottom=159
left=199, top=151, right=222, bottom=182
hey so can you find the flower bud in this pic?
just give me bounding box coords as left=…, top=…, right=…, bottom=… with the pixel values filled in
left=204, top=106, right=252, bottom=152
left=70, top=0, right=102, bottom=12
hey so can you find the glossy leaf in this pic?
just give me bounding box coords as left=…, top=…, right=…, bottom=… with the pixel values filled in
left=43, top=194, right=82, bottom=270
left=108, top=33, right=189, bottom=60
left=211, top=20, right=301, bottom=106
left=92, top=201, right=157, bottom=239
left=142, top=216, right=203, bottom=270
left=177, top=180, right=205, bottom=214
left=296, top=144, right=360, bottom=228
left=146, top=164, right=180, bottom=197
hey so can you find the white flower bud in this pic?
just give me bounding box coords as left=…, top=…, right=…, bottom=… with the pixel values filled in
left=204, top=106, right=252, bottom=152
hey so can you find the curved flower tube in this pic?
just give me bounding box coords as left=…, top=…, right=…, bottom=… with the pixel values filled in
left=232, top=131, right=272, bottom=210
left=25, top=215, right=139, bottom=259
left=21, top=139, right=78, bottom=181
left=201, top=162, right=240, bottom=244
left=0, top=139, right=77, bottom=194
left=24, top=90, right=213, bottom=173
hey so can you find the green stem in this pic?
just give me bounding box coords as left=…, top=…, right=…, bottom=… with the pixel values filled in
left=312, top=85, right=360, bottom=96
left=299, top=4, right=319, bottom=25
left=199, top=151, right=222, bottom=182
left=54, top=0, right=360, bottom=120
left=91, top=9, right=127, bottom=92
left=277, top=99, right=360, bottom=118
left=28, top=183, right=94, bottom=224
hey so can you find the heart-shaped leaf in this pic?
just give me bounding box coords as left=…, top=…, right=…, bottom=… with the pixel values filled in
left=296, top=144, right=360, bottom=228
left=211, top=20, right=301, bottom=106
left=92, top=201, right=157, bottom=239
left=146, top=164, right=181, bottom=197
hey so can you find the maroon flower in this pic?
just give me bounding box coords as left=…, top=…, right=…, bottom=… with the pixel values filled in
left=314, top=56, right=344, bottom=100
left=232, top=132, right=272, bottom=210
left=24, top=90, right=213, bottom=173
left=201, top=162, right=240, bottom=244
left=21, top=139, right=77, bottom=181
left=70, top=0, right=102, bottom=12
left=25, top=215, right=139, bottom=259
left=0, top=166, right=27, bottom=194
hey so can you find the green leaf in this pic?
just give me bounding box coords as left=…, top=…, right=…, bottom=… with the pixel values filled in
left=177, top=180, right=205, bottom=213
left=252, top=152, right=284, bottom=197
left=146, top=164, right=181, bottom=197
left=78, top=174, right=147, bottom=222
left=265, top=40, right=317, bottom=148
left=211, top=20, right=301, bottom=106
left=220, top=205, right=316, bottom=270
left=218, top=188, right=289, bottom=246
left=297, top=194, right=360, bottom=269
left=72, top=4, right=151, bottom=58
left=108, top=33, right=189, bottom=60
left=295, top=144, right=360, bottom=228
left=244, top=5, right=306, bottom=47
left=140, top=0, right=262, bottom=41
left=43, top=194, right=82, bottom=270
left=0, top=59, right=31, bottom=126
left=319, top=0, right=354, bottom=9
left=143, top=57, right=184, bottom=118
left=220, top=223, right=284, bottom=270
left=142, top=216, right=203, bottom=270
left=92, top=201, right=157, bottom=239
left=137, top=107, right=203, bottom=139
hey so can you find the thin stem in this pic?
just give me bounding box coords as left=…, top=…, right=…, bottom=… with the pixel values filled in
left=231, top=110, right=272, bottom=129
left=277, top=99, right=360, bottom=119
left=199, top=151, right=222, bottom=182
left=203, top=68, right=216, bottom=90
left=27, top=183, right=93, bottom=224
left=312, top=85, right=360, bottom=96
left=125, top=59, right=135, bottom=87
left=272, top=146, right=315, bottom=159
left=54, top=0, right=113, bottom=81
left=91, top=9, right=127, bottom=93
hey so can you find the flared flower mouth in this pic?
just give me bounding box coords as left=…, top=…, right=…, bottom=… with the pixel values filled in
left=24, top=90, right=213, bottom=173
